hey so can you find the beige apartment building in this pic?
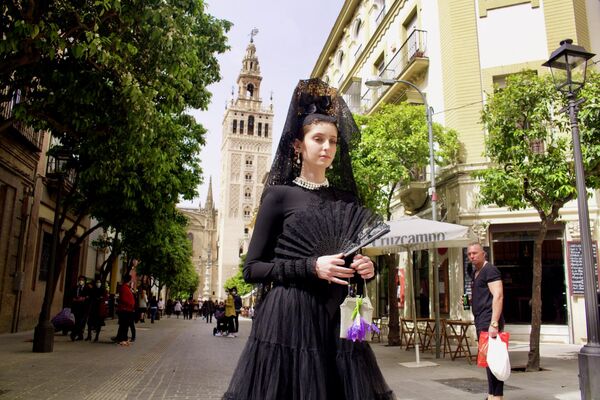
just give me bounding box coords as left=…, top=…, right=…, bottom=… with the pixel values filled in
left=311, top=0, right=600, bottom=344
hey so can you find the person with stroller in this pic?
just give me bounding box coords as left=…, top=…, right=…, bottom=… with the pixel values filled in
left=213, top=301, right=227, bottom=336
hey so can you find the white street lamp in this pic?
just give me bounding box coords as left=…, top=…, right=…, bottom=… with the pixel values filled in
left=365, top=77, right=441, bottom=357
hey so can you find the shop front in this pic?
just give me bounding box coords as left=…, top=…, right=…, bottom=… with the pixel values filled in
left=488, top=223, right=570, bottom=343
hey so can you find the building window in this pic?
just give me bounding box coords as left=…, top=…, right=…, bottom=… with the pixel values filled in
left=374, top=53, right=385, bottom=76
left=245, top=173, right=252, bottom=182
left=265, top=123, right=269, bottom=137
left=258, top=122, right=262, bottom=136
left=244, top=188, right=252, bottom=199
left=353, top=18, right=362, bottom=40
left=344, top=79, right=362, bottom=114
left=232, top=119, right=237, bottom=134
left=245, top=157, right=253, bottom=167
left=240, top=120, right=244, bottom=134
left=248, top=116, right=255, bottom=135
left=404, top=12, right=419, bottom=59
left=38, top=232, right=53, bottom=281
left=373, top=0, right=386, bottom=26
left=247, top=83, right=254, bottom=98
left=337, top=50, right=344, bottom=68
left=244, top=227, right=249, bottom=234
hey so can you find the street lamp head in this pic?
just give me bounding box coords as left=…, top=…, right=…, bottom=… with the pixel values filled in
left=46, top=146, right=73, bottom=176
left=543, top=39, right=595, bottom=95
left=365, top=76, right=396, bottom=88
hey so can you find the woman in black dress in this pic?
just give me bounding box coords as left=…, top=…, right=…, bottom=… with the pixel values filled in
left=223, top=79, right=394, bottom=400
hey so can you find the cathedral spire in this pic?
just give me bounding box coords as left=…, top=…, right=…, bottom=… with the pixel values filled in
left=204, top=176, right=214, bottom=211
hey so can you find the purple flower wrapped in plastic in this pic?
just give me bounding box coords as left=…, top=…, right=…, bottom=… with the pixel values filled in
left=346, top=297, right=380, bottom=342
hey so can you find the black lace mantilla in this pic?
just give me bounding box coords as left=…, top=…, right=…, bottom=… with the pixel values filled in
left=265, top=78, right=360, bottom=197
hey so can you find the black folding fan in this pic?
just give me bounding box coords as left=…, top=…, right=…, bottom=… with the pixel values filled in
left=274, top=200, right=390, bottom=260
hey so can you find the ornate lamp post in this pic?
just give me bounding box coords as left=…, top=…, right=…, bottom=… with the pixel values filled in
left=364, top=77, right=441, bottom=357
left=543, top=39, right=598, bottom=399
left=33, top=147, right=72, bottom=352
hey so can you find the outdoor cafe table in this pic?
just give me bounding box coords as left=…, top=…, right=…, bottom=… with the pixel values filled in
left=416, top=318, right=436, bottom=351
left=442, top=319, right=476, bottom=363
left=400, top=318, right=436, bottom=351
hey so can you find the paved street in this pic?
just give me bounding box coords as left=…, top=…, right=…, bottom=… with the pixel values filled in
left=0, top=317, right=583, bottom=399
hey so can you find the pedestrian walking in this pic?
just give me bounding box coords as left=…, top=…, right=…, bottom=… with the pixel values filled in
left=166, top=298, right=173, bottom=318
left=69, top=275, right=90, bottom=341
left=115, top=275, right=136, bottom=346
left=223, top=79, right=394, bottom=400
left=158, top=297, right=165, bottom=318
left=468, top=242, right=505, bottom=400
left=138, top=289, right=148, bottom=323
left=201, top=298, right=214, bottom=323
left=86, top=278, right=108, bottom=342
left=224, top=289, right=236, bottom=338
left=149, top=295, right=159, bottom=323
left=232, top=288, right=242, bottom=333
left=174, top=300, right=182, bottom=318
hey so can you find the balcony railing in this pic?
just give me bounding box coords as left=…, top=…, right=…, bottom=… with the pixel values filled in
left=1, top=88, right=44, bottom=150
left=360, top=29, right=428, bottom=113
left=375, top=5, right=386, bottom=27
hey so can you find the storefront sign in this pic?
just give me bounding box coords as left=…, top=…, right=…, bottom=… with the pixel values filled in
left=566, top=241, right=598, bottom=295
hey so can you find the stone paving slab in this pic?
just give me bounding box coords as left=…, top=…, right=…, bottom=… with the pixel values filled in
left=0, top=317, right=583, bottom=399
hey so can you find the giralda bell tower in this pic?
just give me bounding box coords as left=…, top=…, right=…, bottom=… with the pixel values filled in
left=217, top=32, right=273, bottom=298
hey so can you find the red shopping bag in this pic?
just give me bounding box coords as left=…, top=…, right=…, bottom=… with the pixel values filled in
left=478, top=331, right=510, bottom=368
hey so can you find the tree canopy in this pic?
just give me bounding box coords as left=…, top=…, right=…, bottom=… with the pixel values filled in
left=477, top=71, right=600, bottom=214
left=1, top=1, right=230, bottom=293
left=353, top=103, right=459, bottom=219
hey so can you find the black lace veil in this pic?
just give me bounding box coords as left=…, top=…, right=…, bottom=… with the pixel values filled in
left=265, top=78, right=360, bottom=197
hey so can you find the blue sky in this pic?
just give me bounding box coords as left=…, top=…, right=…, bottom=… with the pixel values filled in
left=181, top=1, right=343, bottom=208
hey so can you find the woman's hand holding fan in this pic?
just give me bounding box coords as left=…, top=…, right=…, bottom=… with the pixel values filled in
left=315, top=253, right=354, bottom=285
left=315, top=253, right=375, bottom=285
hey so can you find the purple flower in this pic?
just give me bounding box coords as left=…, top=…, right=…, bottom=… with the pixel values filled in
left=346, top=316, right=380, bottom=342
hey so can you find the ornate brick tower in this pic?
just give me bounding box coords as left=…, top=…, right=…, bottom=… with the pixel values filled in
left=217, top=34, right=273, bottom=298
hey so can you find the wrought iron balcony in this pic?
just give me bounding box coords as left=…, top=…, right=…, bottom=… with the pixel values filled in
left=0, top=89, right=44, bottom=151
left=360, top=29, right=429, bottom=113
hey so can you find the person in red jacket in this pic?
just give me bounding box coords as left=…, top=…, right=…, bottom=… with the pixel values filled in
left=115, top=275, right=135, bottom=346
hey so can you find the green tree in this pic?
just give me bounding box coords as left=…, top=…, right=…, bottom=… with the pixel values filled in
left=1, top=1, right=230, bottom=315
left=224, top=254, right=253, bottom=296
left=475, top=71, right=600, bottom=371
left=352, top=103, right=459, bottom=346
left=132, top=210, right=198, bottom=295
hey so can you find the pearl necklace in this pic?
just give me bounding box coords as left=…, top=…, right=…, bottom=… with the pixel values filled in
left=293, top=176, right=329, bottom=190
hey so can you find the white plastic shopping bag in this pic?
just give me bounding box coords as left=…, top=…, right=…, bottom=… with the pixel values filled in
left=487, top=334, right=511, bottom=381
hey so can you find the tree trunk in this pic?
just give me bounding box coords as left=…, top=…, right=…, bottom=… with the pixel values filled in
left=526, top=220, right=548, bottom=371
left=385, top=254, right=401, bottom=346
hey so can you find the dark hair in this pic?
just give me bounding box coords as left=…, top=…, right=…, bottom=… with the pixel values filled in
left=298, top=114, right=338, bottom=140
left=123, top=275, right=132, bottom=283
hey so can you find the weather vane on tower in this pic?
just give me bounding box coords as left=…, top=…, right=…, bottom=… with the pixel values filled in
left=250, top=28, right=259, bottom=43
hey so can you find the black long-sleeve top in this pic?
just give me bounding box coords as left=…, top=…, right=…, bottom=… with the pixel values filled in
left=243, top=185, right=357, bottom=285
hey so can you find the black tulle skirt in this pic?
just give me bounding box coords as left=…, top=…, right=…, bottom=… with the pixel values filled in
left=223, top=284, right=395, bottom=400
